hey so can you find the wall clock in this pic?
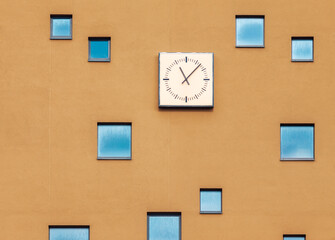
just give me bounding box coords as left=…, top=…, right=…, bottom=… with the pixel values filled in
left=159, top=52, right=214, bottom=108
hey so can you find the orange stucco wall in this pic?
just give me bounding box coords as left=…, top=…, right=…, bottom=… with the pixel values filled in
left=1, top=0, right=335, bottom=239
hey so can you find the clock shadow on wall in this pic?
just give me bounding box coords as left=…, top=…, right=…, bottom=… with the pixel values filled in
left=158, top=52, right=214, bottom=111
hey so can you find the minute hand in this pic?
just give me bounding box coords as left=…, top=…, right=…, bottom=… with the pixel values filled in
left=182, top=64, right=201, bottom=84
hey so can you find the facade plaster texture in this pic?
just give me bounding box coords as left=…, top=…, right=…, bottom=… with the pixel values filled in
left=0, top=0, right=335, bottom=239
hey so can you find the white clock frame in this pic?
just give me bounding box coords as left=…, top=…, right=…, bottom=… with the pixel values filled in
left=159, top=52, right=214, bottom=108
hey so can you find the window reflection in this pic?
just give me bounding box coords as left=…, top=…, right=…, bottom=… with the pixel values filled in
left=292, top=38, right=313, bottom=61
left=280, top=125, right=314, bottom=160
left=98, top=124, right=131, bottom=159
left=89, top=37, right=111, bottom=61
left=53, top=19, right=71, bottom=36
left=200, top=189, right=222, bottom=213
left=49, top=227, right=89, bottom=240
left=236, top=17, right=264, bottom=47
left=148, top=214, right=181, bottom=240
left=50, top=15, right=72, bottom=39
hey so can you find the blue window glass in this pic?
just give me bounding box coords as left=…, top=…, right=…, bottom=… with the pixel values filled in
left=148, top=213, right=181, bottom=240
left=50, top=15, right=72, bottom=39
left=89, top=37, right=110, bottom=61
left=280, top=125, right=314, bottom=160
left=236, top=16, right=264, bottom=47
left=292, top=37, right=313, bottom=61
left=200, top=189, right=222, bottom=213
left=284, top=235, right=306, bottom=240
left=98, top=123, right=131, bottom=159
left=49, top=227, right=89, bottom=240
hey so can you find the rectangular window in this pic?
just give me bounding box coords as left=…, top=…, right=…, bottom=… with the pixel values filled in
left=147, top=212, right=181, bottom=240
left=49, top=226, right=89, bottom=240
left=88, top=37, right=111, bottom=62
left=97, top=123, right=131, bottom=159
left=280, top=124, right=314, bottom=161
left=292, top=37, right=314, bottom=62
left=284, top=235, right=306, bottom=240
left=236, top=15, right=264, bottom=47
left=200, top=188, right=222, bottom=214
left=50, top=15, right=72, bottom=39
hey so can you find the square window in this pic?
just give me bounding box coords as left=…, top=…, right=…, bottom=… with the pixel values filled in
left=284, top=235, right=306, bottom=240
left=89, top=37, right=111, bottom=62
left=236, top=16, right=264, bottom=47
left=200, top=189, right=222, bottom=214
left=292, top=37, right=314, bottom=62
left=280, top=124, right=314, bottom=161
left=97, top=123, right=131, bottom=159
left=147, top=213, right=181, bottom=240
left=49, top=226, right=89, bottom=240
left=50, top=15, right=72, bottom=39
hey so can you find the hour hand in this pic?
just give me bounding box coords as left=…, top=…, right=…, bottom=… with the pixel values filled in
left=179, top=67, right=190, bottom=85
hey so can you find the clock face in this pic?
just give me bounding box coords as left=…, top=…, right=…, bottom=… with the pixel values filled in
left=159, top=52, right=214, bottom=107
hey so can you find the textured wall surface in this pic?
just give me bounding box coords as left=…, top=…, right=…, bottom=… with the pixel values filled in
left=1, top=0, right=335, bottom=239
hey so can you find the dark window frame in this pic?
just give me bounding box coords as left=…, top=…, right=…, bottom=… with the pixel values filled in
left=291, top=36, right=314, bottom=62
left=88, top=37, right=111, bottom=62
left=280, top=123, right=315, bottom=161
left=97, top=122, right=132, bottom=160
left=147, top=212, right=181, bottom=240
left=50, top=14, right=72, bottom=40
left=200, top=188, right=222, bottom=214
left=284, top=235, right=306, bottom=240
left=235, top=15, right=265, bottom=48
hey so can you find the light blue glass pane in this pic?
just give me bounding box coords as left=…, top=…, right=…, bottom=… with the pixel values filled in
left=284, top=237, right=305, bottom=240
left=292, top=39, right=313, bottom=60
left=149, top=216, right=180, bottom=240
left=98, top=125, right=131, bottom=158
left=52, top=19, right=71, bottom=36
left=281, top=126, right=314, bottom=159
left=90, top=40, right=109, bottom=59
left=236, top=18, right=264, bottom=46
left=49, top=228, right=89, bottom=240
left=200, top=190, right=221, bottom=212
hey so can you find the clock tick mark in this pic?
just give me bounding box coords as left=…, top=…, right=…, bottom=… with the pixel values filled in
left=185, top=96, right=187, bottom=103
left=185, top=57, right=188, bottom=63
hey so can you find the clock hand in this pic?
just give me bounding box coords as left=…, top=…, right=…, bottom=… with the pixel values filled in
left=179, top=67, right=190, bottom=85
left=181, top=64, right=201, bottom=84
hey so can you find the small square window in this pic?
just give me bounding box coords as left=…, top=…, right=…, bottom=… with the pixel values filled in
left=49, top=226, right=89, bottom=240
left=200, top=189, right=222, bottom=214
left=292, top=37, right=314, bottom=62
left=280, top=124, right=314, bottom=161
left=236, top=15, right=264, bottom=47
left=147, top=212, right=181, bottom=240
left=89, top=37, right=111, bottom=62
left=50, top=15, right=72, bottom=39
left=97, top=123, right=131, bottom=159
left=284, top=235, right=306, bottom=240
